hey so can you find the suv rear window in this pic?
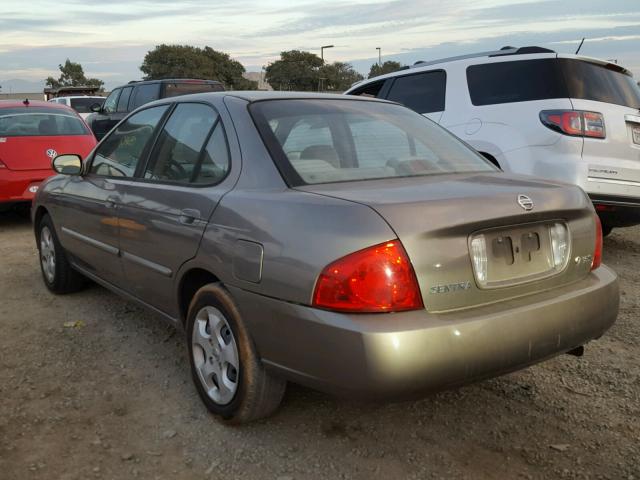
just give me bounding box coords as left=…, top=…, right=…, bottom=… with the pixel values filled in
left=163, top=82, right=224, bottom=98
left=467, top=59, right=568, bottom=106
left=251, top=99, right=495, bottom=186
left=467, top=58, right=640, bottom=109
left=386, top=71, right=446, bottom=113
left=559, top=59, right=640, bottom=109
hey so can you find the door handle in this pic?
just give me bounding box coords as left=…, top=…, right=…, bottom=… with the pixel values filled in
left=179, top=209, right=201, bottom=225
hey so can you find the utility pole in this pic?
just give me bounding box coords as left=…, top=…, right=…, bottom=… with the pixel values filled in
left=321, top=45, right=334, bottom=63
left=376, top=47, right=381, bottom=66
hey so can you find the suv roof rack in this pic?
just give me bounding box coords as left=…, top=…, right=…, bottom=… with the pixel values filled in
left=410, top=46, right=555, bottom=70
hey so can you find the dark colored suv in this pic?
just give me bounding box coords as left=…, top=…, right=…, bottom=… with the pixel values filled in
left=86, top=79, right=224, bottom=140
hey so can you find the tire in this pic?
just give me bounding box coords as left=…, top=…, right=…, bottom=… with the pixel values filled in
left=186, top=283, right=286, bottom=423
left=37, top=214, right=86, bottom=294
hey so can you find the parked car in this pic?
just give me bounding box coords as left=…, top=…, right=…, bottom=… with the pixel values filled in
left=32, top=92, right=618, bottom=423
left=0, top=100, right=96, bottom=213
left=49, top=96, right=106, bottom=120
left=346, top=46, right=640, bottom=236
left=85, top=79, right=224, bottom=140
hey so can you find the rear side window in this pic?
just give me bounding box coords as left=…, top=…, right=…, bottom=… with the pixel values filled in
left=386, top=71, right=446, bottom=113
left=467, top=59, right=569, bottom=106
left=163, top=82, right=224, bottom=98
left=559, top=59, right=640, bottom=109
left=117, top=87, right=133, bottom=113
left=144, top=103, right=228, bottom=184
left=130, top=83, right=161, bottom=110
left=90, top=105, right=168, bottom=178
left=0, top=108, right=89, bottom=137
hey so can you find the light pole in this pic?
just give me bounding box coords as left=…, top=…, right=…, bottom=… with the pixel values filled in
left=321, top=45, right=334, bottom=63
left=376, top=47, right=381, bottom=66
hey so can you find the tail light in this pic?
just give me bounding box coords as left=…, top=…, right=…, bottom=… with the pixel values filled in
left=312, top=240, right=423, bottom=313
left=591, top=215, right=603, bottom=270
left=540, top=110, right=605, bottom=138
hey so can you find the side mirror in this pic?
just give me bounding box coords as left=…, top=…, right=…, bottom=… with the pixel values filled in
left=52, top=154, right=83, bottom=175
left=90, top=103, right=102, bottom=113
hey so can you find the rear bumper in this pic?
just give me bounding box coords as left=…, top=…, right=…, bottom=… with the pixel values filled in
left=0, top=169, right=53, bottom=204
left=229, top=265, right=618, bottom=399
left=589, top=194, right=640, bottom=227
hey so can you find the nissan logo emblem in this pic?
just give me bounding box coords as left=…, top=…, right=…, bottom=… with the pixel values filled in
left=517, top=194, right=534, bottom=211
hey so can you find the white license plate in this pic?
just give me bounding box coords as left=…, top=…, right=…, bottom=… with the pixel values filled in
left=633, top=125, right=640, bottom=145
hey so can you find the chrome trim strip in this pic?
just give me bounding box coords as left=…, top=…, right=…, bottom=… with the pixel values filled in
left=121, top=251, right=172, bottom=277
left=624, top=114, right=640, bottom=125
left=61, top=227, right=119, bottom=256
left=587, top=177, right=640, bottom=187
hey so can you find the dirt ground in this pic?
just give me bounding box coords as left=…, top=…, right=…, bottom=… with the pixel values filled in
left=0, top=211, right=638, bottom=480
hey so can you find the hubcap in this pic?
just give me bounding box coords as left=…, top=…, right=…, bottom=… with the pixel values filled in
left=192, top=306, right=239, bottom=405
left=40, top=226, right=56, bottom=283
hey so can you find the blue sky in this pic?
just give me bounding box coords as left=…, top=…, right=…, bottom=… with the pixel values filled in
left=1, top=0, right=639, bottom=92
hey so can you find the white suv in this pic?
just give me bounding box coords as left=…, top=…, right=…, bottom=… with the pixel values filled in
left=49, top=96, right=105, bottom=120
left=346, top=46, right=640, bottom=235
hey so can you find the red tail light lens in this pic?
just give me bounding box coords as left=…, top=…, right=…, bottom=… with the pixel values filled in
left=540, top=110, right=605, bottom=138
left=313, top=240, right=423, bottom=313
left=591, top=214, right=603, bottom=271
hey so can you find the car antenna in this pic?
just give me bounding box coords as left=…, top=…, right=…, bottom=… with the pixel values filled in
left=23, top=98, right=30, bottom=106
left=575, top=37, right=585, bottom=55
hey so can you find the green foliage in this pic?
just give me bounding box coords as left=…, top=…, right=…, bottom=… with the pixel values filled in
left=45, top=59, right=104, bottom=90
left=265, top=50, right=363, bottom=92
left=319, top=62, right=364, bottom=91
left=140, top=44, right=257, bottom=90
left=368, top=61, right=404, bottom=79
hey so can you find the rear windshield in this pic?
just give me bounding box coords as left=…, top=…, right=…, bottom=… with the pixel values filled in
left=250, top=99, right=496, bottom=186
left=70, top=97, right=104, bottom=113
left=163, top=82, right=224, bottom=98
left=467, top=58, right=640, bottom=109
left=0, top=108, right=89, bottom=137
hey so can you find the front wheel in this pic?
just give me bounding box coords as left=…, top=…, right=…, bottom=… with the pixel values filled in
left=186, top=284, right=286, bottom=423
left=37, top=215, right=86, bottom=294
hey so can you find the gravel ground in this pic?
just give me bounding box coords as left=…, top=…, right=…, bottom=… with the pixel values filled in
left=0, top=211, right=638, bottom=480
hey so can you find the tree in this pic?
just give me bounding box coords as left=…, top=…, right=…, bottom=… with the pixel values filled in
left=319, top=62, right=364, bottom=91
left=265, top=50, right=324, bottom=91
left=368, top=61, right=403, bottom=79
left=140, top=44, right=257, bottom=90
left=45, top=59, right=104, bottom=90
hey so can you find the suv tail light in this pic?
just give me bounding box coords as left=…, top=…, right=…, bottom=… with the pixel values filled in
left=591, top=215, right=603, bottom=270
left=312, top=240, right=423, bottom=313
left=540, top=110, right=606, bottom=138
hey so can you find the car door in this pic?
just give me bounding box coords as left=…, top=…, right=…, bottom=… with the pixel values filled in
left=57, top=104, right=171, bottom=287
left=117, top=101, right=235, bottom=316
left=91, top=88, right=120, bottom=140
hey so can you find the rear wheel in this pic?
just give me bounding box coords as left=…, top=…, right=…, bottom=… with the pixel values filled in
left=37, top=215, right=86, bottom=294
left=186, top=284, right=286, bottom=423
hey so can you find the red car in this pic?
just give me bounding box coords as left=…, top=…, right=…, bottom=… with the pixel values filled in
left=0, top=100, right=96, bottom=212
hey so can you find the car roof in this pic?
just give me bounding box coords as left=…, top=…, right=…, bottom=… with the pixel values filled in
left=0, top=99, right=77, bottom=111
left=117, top=78, right=223, bottom=88
left=52, top=95, right=105, bottom=100
left=348, top=47, right=633, bottom=90
left=224, top=91, right=392, bottom=103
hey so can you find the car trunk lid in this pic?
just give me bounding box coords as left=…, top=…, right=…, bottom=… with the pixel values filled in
left=0, top=135, right=95, bottom=171
left=298, top=173, right=598, bottom=312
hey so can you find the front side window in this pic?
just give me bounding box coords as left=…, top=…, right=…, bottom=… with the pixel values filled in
left=0, top=108, right=89, bottom=137
left=251, top=99, right=495, bottom=185
left=143, top=103, right=229, bottom=184
left=386, top=71, right=446, bottom=113
left=90, top=105, right=168, bottom=177
left=117, top=87, right=133, bottom=113
left=102, top=90, right=121, bottom=114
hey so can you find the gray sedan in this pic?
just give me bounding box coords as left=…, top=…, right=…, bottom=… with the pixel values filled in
left=32, top=92, right=618, bottom=423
